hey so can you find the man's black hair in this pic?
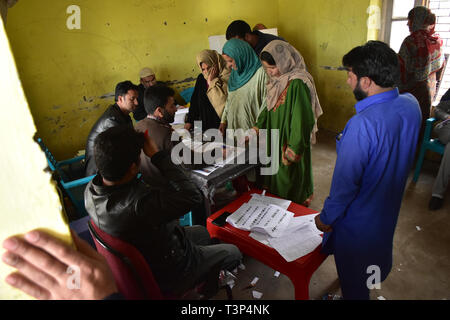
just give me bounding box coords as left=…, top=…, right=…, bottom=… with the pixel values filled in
left=144, top=84, right=175, bottom=114
left=342, top=41, right=400, bottom=88
left=260, top=51, right=276, bottom=65
left=94, top=125, right=145, bottom=182
left=114, top=80, right=139, bottom=102
left=226, top=20, right=251, bottom=40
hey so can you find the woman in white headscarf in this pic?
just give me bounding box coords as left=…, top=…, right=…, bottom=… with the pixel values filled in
left=255, top=40, right=322, bottom=206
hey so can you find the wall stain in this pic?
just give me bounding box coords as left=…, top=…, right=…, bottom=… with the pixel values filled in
left=319, top=42, right=329, bottom=51
left=100, top=92, right=114, bottom=99
left=165, top=77, right=196, bottom=85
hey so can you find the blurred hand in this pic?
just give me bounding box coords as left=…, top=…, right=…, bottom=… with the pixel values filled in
left=219, top=123, right=227, bottom=136
left=314, top=214, right=333, bottom=233
left=207, top=65, right=219, bottom=85
left=184, top=123, right=192, bottom=131
left=2, top=230, right=118, bottom=300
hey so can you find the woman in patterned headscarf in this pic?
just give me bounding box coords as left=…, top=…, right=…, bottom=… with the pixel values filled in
left=256, top=40, right=322, bottom=206
left=220, top=38, right=268, bottom=133
left=185, top=50, right=230, bottom=131
left=398, top=6, right=443, bottom=141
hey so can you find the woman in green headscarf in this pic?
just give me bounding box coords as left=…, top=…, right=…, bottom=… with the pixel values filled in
left=219, top=39, right=268, bottom=134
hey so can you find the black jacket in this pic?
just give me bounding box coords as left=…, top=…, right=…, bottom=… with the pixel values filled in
left=133, top=84, right=148, bottom=121
left=84, top=151, right=204, bottom=293
left=84, top=104, right=132, bottom=176
left=186, top=74, right=221, bottom=131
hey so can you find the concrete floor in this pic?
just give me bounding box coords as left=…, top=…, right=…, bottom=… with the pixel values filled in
left=212, top=129, right=450, bottom=300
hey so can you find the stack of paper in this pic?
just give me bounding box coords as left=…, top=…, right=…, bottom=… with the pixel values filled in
left=227, top=194, right=323, bottom=262
left=226, top=202, right=293, bottom=238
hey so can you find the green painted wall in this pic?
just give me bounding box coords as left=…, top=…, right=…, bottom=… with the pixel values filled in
left=5, top=0, right=279, bottom=159
left=278, top=0, right=371, bottom=133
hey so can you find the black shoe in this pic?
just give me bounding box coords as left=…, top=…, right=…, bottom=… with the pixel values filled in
left=428, top=196, right=444, bottom=211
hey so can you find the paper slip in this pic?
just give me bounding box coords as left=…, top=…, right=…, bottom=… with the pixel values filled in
left=249, top=193, right=291, bottom=210
left=226, top=203, right=293, bottom=237
left=193, top=164, right=223, bottom=176
left=249, top=213, right=322, bottom=247
left=249, top=232, right=272, bottom=247
left=171, top=107, right=189, bottom=124
left=268, top=223, right=322, bottom=262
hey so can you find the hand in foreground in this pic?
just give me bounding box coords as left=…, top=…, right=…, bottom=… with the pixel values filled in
left=184, top=123, right=192, bottom=131
left=2, top=230, right=118, bottom=300
left=314, top=214, right=333, bottom=233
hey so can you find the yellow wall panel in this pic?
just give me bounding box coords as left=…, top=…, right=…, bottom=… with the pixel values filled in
left=278, top=0, right=371, bottom=133
left=6, top=0, right=279, bottom=158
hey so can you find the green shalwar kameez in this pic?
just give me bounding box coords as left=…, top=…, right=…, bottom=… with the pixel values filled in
left=256, top=79, right=315, bottom=204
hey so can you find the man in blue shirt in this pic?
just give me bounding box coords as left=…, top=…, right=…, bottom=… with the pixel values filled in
left=314, top=41, right=421, bottom=300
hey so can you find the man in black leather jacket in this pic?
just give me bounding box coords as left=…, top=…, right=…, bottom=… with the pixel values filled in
left=84, top=125, right=242, bottom=295
left=84, top=81, right=139, bottom=176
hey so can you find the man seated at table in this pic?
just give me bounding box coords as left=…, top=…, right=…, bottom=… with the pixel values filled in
left=84, top=125, right=242, bottom=295
left=136, top=84, right=210, bottom=224
left=85, top=80, right=139, bottom=176
left=134, top=67, right=166, bottom=121
left=135, top=84, right=178, bottom=187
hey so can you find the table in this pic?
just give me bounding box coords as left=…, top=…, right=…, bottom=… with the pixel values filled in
left=206, top=189, right=328, bottom=300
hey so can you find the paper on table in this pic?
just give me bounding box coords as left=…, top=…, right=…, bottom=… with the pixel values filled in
left=249, top=231, right=272, bottom=247
left=250, top=193, right=291, bottom=210
left=226, top=203, right=293, bottom=237
left=249, top=213, right=322, bottom=247
left=268, top=224, right=323, bottom=262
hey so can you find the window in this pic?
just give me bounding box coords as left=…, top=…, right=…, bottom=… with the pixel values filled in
left=382, top=0, right=425, bottom=52
left=381, top=0, right=450, bottom=102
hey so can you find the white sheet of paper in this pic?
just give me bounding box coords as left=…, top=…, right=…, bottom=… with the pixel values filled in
left=226, top=203, right=293, bottom=237
left=268, top=224, right=323, bottom=262
left=250, top=193, right=291, bottom=210
left=252, top=290, right=263, bottom=299
left=171, top=107, right=189, bottom=124
left=249, top=213, right=322, bottom=246
left=249, top=231, right=272, bottom=247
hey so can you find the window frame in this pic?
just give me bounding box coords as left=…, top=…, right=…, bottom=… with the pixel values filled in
left=380, top=0, right=428, bottom=43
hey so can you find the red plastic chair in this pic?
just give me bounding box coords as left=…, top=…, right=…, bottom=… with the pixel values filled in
left=88, top=219, right=226, bottom=300
left=87, top=219, right=164, bottom=300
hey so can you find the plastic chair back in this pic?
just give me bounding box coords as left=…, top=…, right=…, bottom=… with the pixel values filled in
left=179, top=211, right=193, bottom=227
left=35, top=137, right=94, bottom=217
left=180, top=87, right=195, bottom=104
left=88, top=219, right=164, bottom=300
